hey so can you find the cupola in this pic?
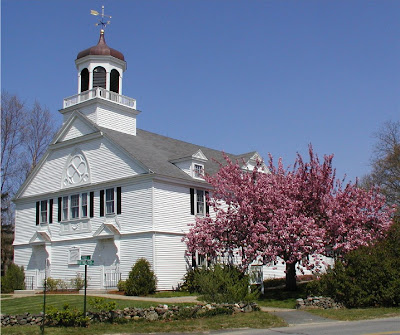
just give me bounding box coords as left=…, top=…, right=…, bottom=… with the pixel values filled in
left=60, top=28, right=139, bottom=136
left=75, top=29, right=126, bottom=95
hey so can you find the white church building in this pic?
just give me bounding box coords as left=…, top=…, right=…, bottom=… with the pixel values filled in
left=13, top=29, right=267, bottom=291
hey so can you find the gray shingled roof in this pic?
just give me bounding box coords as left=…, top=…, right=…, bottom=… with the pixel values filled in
left=99, top=126, right=257, bottom=182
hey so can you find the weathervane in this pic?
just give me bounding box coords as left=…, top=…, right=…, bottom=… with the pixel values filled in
left=91, top=5, right=112, bottom=31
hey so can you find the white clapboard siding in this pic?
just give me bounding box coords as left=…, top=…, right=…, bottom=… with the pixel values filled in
left=97, top=106, right=136, bottom=136
left=13, top=203, right=36, bottom=245
left=14, top=179, right=154, bottom=246
left=61, top=118, right=96, bottom=142
left=154, top=233, right=188, bottom=291
left=117, top=181, right=153, bottom=234
left=153, top=181, right=194, bottom=233
left=119, top=233, right=153, bottom=281
left=76, top=104, right=97, bottom=125
left=21, top=137, right=146, bottom=197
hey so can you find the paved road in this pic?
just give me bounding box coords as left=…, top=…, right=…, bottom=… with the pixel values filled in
left=209, top=316, right=400, bottom=335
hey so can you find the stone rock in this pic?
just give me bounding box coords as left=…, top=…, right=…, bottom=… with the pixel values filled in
left=145, top=311, right=158, bottom=321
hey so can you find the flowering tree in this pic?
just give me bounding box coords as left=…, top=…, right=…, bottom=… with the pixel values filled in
left=185, top=146, right=395, bottom=290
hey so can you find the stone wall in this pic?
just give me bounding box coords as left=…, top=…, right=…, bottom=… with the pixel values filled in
left=296, top=296, right=344, bottom=309
left=1, top=302, right=259, bottom=327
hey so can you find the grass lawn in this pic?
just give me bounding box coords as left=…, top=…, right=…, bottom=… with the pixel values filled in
left=148, top=291, right=198, bottom=298
left=1, top=295, right=194, bottom=315
left=256, top=283, right=308, bottom=309
left=1, top=311, right=285, bottom=335
left=307, top=307, right=400, bottom=321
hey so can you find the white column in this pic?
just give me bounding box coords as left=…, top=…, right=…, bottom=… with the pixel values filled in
left=89, top=71, right=93, bottom=90
left=119, top=74, right=123, bottom=94
left=77, top=72, right=81, bottom=93
left=106, top=71, right=110, bottom=92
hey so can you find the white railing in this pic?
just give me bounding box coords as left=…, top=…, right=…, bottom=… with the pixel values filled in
left=63, top=87, right=136, bottom=109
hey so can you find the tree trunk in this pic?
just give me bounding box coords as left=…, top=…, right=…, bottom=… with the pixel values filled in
left=285, top=262, right=297, bottom=291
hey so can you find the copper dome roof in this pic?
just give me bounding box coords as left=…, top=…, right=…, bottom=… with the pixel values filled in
left=77, top=30, right=125, bottom=61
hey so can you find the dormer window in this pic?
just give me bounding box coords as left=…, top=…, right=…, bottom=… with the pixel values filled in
left=193, top=164, right=204, bottom=178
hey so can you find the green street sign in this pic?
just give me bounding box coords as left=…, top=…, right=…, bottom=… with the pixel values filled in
left=77, top=259, right=94, bottom=266
left=81, top=255, right=91, bottom=260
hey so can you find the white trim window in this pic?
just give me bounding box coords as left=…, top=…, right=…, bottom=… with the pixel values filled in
left=100, top=187, right=122, bottom=217
left=193, top=164, right=204, bottom=178
left=59, top=193, right=91, bottom=221
left=106, top=188, right=115, bottom=214
left=62, top=196, right=69, bottom=221
left=196, top=190, right=204, bottom=215
left=190, top=188, right=209, bottom=216
left=40, top=200, right=48, bottom=223
left=70, top=194, right=80, bottom=219
left=81, top=193, right=88, bottom=218
left=36, top=199, right=53, bottom=225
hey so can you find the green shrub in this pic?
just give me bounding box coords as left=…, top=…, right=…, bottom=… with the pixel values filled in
left=1, top=263, right=25, bottom=293
left=181, top=267, right=209, bottom=293
left=88, top=297, right=116, bottom=312
left=70, top=273, right=85, bottom=291
left=45, top=278, right=60, bottom=291
left=117, top=279, right=126, bottom=292
left=125, top=258, right=157, bottom=296
left=194, top=264, right=259, bottom=303
left=46, top=304, right=89, bottom=327
left=307, top=221, right=400, bottom=308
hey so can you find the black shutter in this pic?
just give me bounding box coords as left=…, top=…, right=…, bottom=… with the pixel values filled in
left=100, top=190, right=104, bottom=217
left=49, top=199, right=53, bottom=223
left=205, top=191, right=210, bottom=215
left=90, top=192, right=94, bottom=218
left=117, top=187, right=122, bottom=214
left=36, top=201, right=40, bottom=225
left=58, top=197, right=62, bottom=222
left=190, top=188, right=195, bottom=215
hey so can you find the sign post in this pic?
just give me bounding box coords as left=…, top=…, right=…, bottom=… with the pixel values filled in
left=77, top=255, right=93, bottom=316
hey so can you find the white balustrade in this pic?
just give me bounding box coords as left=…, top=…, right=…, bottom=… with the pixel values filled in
left=63, top=88, right=136, bottom=109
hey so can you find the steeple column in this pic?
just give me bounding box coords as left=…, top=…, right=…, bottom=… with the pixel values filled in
left=106, top=70, right=111, bottom=91
left=89, top=70, right=93, bottom=90
left=77, top=72, right=81, bottom=93
left=119, top=75, right=123, bottom=94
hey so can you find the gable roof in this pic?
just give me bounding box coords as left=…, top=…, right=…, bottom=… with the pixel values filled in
left=99, top=126, right=257, bottom=182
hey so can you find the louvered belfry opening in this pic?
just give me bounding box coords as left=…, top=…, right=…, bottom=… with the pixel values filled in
left=93, top=66, right=106, bottom=89
left=110, top=69, right=120, bottom=93
left=80, top=68, right=89, bottom=92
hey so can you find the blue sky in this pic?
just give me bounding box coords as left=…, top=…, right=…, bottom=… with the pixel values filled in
left=2, top=0, right=399, bottom=182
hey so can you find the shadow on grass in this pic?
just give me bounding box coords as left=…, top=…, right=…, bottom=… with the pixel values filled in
left=257, top=283, right=308, bottom=309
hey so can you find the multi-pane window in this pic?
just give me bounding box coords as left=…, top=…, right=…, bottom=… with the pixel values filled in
left=62, top=196, right=69, bottom=221
left=194, top=164, right=204, bottom=178
left=36, top=199, right=53, bottom=225
left=81, top=193, right=88, bottom=218
left=60, top=193, right=91, bottom=221
left=106, top=188, right=115, bottom=214
left=196, top=190, right=204, bottom=215
left=40, top=200, right=48, bottom=223
left=190, top=188, right=209, bottom=216
left=70, top=194, right=79, bottom=219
